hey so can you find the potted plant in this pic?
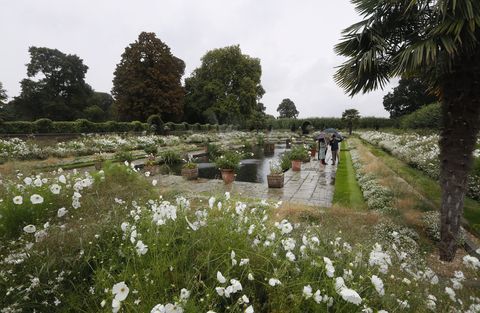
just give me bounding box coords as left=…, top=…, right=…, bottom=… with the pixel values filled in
left=181, top=159, right=198, bottom=180
left=308, top=142, right=317, bottom=159
left=267, top=161, right=284, bottom=188
left=289, top=145, right=309, bottom=171
left=94, top=152, right=106, bottom=170
left=215, top=151, right=242, bottom=184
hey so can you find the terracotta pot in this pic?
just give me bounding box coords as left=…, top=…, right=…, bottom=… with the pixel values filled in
left=181, top=167, right=198, bottom=180
left=94, top=161, right=103, bottom=170
left=267, top=173, right=284, bottom=188
left=291, top=160, right=302, bottom=171
left=220, top=168, right=235, bottom=184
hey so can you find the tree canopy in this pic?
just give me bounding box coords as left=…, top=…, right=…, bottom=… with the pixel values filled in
left=184, top=45, right=265, bottom=125
left=112, top=32, right=185, bottom=122
left=277, top=98, right=299, bottom=118
left=383, top=77, right=437, bottom=118
left=0, top=82, right=6, bottom=105
left=341, top=108, right=360, bottom=135
left=11, top=47, right=92, bottom=120
left=335, top=0, right=480, bottom=261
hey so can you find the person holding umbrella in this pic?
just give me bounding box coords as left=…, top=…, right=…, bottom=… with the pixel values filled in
left=329, top=133, right=341, bottom=165
left=316, top=133, right=327, bottom=165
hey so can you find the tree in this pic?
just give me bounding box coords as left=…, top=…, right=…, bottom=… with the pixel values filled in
left=342, top=109, right=360, bottom=135
left=0, top=82, right=6, bottom=105
left=112, top=32, right=185, bottom=122
left=334, top=0, right=480, bottom=261
left=12, top=47, right=92, bottom=120
left=277, top=98, right=299, bottom=118
left=383, top=77, right=437, bottom=118
left=85, top=92, right=115, bottom=121
left=184, top=45, right=265, bottom=125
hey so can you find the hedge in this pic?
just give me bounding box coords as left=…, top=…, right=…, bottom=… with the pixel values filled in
left=267, top=117, right=396, bottom=130
left=0, top=119, right=227, bottom=134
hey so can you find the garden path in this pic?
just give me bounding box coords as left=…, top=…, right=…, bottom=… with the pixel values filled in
left=152, top=158, right=336, bottom=207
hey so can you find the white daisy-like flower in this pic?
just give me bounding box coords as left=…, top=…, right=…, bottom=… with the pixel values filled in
left=30, top=194, right=44, bottom=204
left=135, top=240, right=148, bottom=256
left=245, top=305, right=254, bottom=313
left=13, top=196, right=23, bottom=205
left=268, top=278, right=281, bottom=286
left=23, top=224, right=36, bottom=234
left=303, top=285, right=313, bottom=299
left=57, top=207, right=68, bottom=218
left=49, top=184, right=62, bottom=195
left=339, top=287, right=362, bottom=305
left=217, top=271, right=226, bottom=284
left=112, top=281, right=129, bottom=301
left=371, top=275, right=385, bottom=296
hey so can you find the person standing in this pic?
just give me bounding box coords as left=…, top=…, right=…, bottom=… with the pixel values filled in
left=329, top=134, right=340, bottom=165
left=318, top=137, right=327, bottom=165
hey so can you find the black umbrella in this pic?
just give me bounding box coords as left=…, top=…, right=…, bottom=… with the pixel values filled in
left=323, top=128, right=343, bottom=140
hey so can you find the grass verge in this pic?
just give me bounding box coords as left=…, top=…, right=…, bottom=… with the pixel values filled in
left=332, top=140, right=366, bottom=209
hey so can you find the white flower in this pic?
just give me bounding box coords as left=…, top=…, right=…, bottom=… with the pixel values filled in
left=248, top=273, right=254, bottom=281
left=268, top=278, right=281, bottom=286
left=50, top=184, right=62, bottom=194
left=112, top=298, right=121, bottom=313
left=57, top=207, right=68, bottom=218
left=462, top=255, right=480, bottom=270
left=324, top=257, right=335, bottom=278
left=152, top=179, right=158, bottom=186
left=33, top=178, right=42, bottom=187
left=179, top=288, right=190, bottom=301
left=339, top=288, right=362, bottom=305
left=58, top=175, right=67, bottom=184
left=371, top=275, right=385, bottom=296
left=30, top=194, right=44, bottom=204
left=225, top=192, right=230, bottom=200
left=135, top=240, right=148, bottom=256
left=23, top=177, right=33, bottom=185
left=229, top=279, right=243, bottom=293
left=23, top=224, right=36, bottom=234
left=13, top=196, right=23, bottom=205
left=245, top=305, right=254, bottom=313
left=303, top=285, right=313, bottom=299
left=313, top=290, right=322, bottom=303
left=145, top=171, right=151, bottom=177
left=241, top=294, right=250, bottom=304
left=239, top=258, right=250, bottom=266
left=112, top=281, right=129, bottom=301
left=217, top=271, right=226, bottom=284
left=209, top=197, right=216, bottom=209
left=286, top=251, right=296, bottom=262
left=215, top=287, right=225, bottom=296
left=445, top=287, right=456, bottom=302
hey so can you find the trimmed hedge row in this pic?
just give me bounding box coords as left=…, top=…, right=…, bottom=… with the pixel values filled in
left=267, top=117, right=396, bottom=130
left=0, top=119, right=235, bottom=134
left=399, top=103, right=441, bottom=129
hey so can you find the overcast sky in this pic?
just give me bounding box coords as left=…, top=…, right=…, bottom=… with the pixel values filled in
left=0, top=0, right=396, bottom=118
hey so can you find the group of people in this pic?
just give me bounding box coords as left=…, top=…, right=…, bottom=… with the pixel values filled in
left=316, top=133, right=342, bottom=166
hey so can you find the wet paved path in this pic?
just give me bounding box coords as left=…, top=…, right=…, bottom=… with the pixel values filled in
left=152, top=158, right=336, bottom=207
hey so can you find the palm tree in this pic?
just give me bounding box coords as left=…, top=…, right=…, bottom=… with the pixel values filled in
left=334, top=0, right=480, bottom=262
left=342, top=109, right=360, bottom=135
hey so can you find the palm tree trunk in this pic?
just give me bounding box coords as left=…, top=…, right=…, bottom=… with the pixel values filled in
left=438, top=51, right=480, bottom=261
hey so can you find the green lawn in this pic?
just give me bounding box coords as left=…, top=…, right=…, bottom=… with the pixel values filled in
left=364, top=141, right=480, bottom=232
left=333, top=140, right=366, bottom=209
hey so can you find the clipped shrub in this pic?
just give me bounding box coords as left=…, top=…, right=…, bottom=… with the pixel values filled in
left=182, top=122, right=189, bottom=130
left=131, top=121, right=144, bottom=132
left=164, top=122, right=175, bottom=131
left=147, top=114, right=164, bottom=134
left=75, top=119, right=95, bottom=133
left=34, top=118, right=54, bottom=133
left=192, top=123, right=201, bottom=131
left=200, top=124, right=210, bottom=131
left=400, top=103, right=441, bottom=129
left=173, top=123, right=186, bottom=131
left=143, top=144, right=158, bottom=156
left=115, top=150, right=134, bottom=163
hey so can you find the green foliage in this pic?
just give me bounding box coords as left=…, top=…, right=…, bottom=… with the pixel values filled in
left=268, top=117, right=394, bottom=130
left=13, top=46, right=93, bottom=120
left=277, top=98, right=299, bottom=118
left=115, top=150, right=134, bottom=162
left=383, top=77, right=438, bottom=118
left=147, top=114, right=164, bottom=134
left=34, top=118, right=54, bottom=133
left=400, top=103, right=441, bottom=129
left=342, top=109, right=360, bottom=134
left=83, top=105, right=105, bottom=122
left=289, top=145, right=309, bottom=161
left=184, top=45, right=265, bottom=125
left=0, top=81, right=7, bottom=104
left=158, top=149, right=181, bottom=165
left=112, top=32, right=185, bottom=122
left=214, top=150, right=243, bottom=171
left=280, top=152, right=292, bottom=173
left=206, top=143, right=223, bottom=159
left=143, top=144, right=158, bottom=156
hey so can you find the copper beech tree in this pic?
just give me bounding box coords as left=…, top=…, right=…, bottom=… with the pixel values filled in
left=335, top=0, right=480, bottom=261
left=112, top=32, right=185, bottom=122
